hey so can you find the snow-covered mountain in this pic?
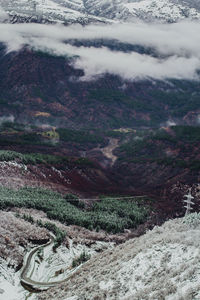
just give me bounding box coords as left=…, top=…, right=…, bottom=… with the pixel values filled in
left=1, top=0, right=200, bottom=24
left=125, top=0, right=200, bottom=22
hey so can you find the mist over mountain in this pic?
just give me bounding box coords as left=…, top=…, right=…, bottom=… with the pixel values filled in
left=1, top=20, right=200, bottom=81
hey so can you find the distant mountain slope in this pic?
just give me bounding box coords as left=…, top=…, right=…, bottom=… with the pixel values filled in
left=0, top=46, right=199, bottom=129
left=125, top=0, right=200, bottom=22
left=1, top=0, right=200, bottom=24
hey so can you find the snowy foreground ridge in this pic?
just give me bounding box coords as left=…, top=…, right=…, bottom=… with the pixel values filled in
left=39, top=213, right=200, bottom=300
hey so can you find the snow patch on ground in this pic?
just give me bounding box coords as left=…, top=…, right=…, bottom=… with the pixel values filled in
left=99, top=279, right=114, bottom=291
left=117, top=242, right=200, bottom=299
left=0, top=161, right=27, bottom=171
left=28, top=237, right=107, bottom=283
left=0, top=258, right=36, bottom=300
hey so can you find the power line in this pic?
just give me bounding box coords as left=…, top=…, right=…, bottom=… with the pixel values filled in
left=76, top=196, right=148, bottom=201
left=0, top=195, right=148, bottom=202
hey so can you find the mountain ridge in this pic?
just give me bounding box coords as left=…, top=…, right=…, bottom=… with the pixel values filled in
left=1, top=0, right=200, bottom=24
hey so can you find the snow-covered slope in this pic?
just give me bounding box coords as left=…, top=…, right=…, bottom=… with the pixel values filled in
left=1, top=0, right=200, bottom=24
left=0, top=0, right=110, bottom=24
left=38, top=213, right=200, bottom=300
left=125, top=0, right=200, bottom=22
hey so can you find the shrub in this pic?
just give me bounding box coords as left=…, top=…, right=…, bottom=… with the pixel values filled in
left=72, top=251, right=91, bottom=268
left=57, top=128, right=104, bottom=144
left=65, top=194, right=85, bottom=209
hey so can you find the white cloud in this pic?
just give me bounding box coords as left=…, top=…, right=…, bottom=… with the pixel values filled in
left=0, top=21, right=200, bottom=81
left=166, top=120, right=177, bottom=127
left=0, top=115, right=15, bottom=125
left=72, top=47, right=200, bottom=80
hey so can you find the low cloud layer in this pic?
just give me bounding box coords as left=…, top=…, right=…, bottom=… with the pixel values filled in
left=0, top=20, right=200, bottom=81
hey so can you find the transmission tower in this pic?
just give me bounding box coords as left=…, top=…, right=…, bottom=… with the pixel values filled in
left=183, top=188, right=194, bottom=216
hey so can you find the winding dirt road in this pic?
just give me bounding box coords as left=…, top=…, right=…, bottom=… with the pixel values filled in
left=20, top=235, right=79, bottom=292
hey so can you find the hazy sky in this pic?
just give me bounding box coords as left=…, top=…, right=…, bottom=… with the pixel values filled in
left=0, top=20, right=200, bottom=81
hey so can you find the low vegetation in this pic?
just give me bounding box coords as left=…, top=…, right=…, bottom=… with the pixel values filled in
left=0, top=122, right=105, bottom=147
left=17, top=213, right=66, bottom=249
left=0, top=150, right=93, bottom=167
left=0, top=187, right=149, bottom=233
left=72, top=251, right=91, bottom=268
left=0, top=211, right=48, bottom=265
left=37, top=220, right=66, bottom=249
left=57, top=128, right=104, bottom=144
left=119, top=126, right=200, bottom=171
